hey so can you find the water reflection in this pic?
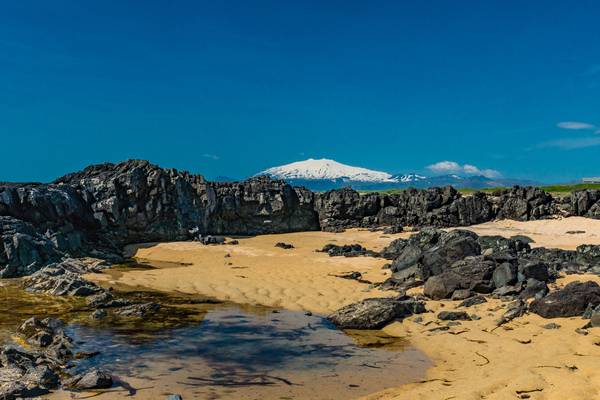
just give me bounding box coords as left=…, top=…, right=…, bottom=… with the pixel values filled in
left=1, top=278, right=429, bottom=399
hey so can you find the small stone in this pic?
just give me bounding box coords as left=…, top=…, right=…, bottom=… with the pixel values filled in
left=451, top=289, right=471, bottom=301
left=543, top=322, right=561, bottom=330
left=167, top=396, right=183, bottom=400
left=575, top=327, right=589, bottom=336
left=90, top=309, right=107, bottom=319
left=65, top=368, right=112, bottom=389
left=459, top=295, right=487, bottom=308
left=437, top=311, right=471, bottom=321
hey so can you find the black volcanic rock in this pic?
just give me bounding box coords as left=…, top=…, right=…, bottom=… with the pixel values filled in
left=54, top=160, right=210, bottom=244
left=0, top=217, right=63, bottom=277
left=206, top=176, right=320, bottom=235
left=0, top=159, right=590, bottom=279
left=570, top=189, right=600, bottom=219
left=315, top=188, right=381, bottom=231
left=491, top=186, right=555, bottom=221
left=1, top=160, right=321, bottom=277
left=423, top=256, right=496, bottom=300
left=530, top=281, right=600, bottom=318
left=328, top=297, right=426, bottom=329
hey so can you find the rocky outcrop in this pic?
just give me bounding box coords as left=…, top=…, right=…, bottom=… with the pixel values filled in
left=490, top=187, right=555, bottom=221
left=23, top=258, right=108, bottom=296
left=529, top=281, right=600, bottom=318
left=569, top=189, right=600, bottom=219
left=0, top=217, right=63, bottom=277
left=0, top=317, right=114, bottom=398
left=379, top=228, right=565, bottom=300
left=314, top=185, right=558, bottom=232
left=327, top=296, right=426, bottom=329
left=0, top=159, right=593, bottom=278
left=315, top=188, right=381, bottom=231
left=423, top=256, right=496, bottom=300
left=1, top=160, right=320, bottom=277
left=315, top=187, right=495, bottom=231
left=206, top=177, right=320, bottom=235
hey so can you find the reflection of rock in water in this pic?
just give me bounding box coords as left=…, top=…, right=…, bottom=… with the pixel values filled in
left=0, top=283, right=429, bottom=399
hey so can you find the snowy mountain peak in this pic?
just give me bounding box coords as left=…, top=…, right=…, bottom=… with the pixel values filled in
left=259, top=158, right=397, bottom=182
left=394, top=173, right=428, bottom=183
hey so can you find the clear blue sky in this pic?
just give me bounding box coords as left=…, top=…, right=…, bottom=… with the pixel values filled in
left=1, top=1, right=599, bottom=183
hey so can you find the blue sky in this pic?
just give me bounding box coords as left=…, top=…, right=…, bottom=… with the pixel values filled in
left=1, top=1, right=599, bottom=183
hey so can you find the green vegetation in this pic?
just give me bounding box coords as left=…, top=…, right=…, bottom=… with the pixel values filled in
left=538, top=183, right=600, bottom=193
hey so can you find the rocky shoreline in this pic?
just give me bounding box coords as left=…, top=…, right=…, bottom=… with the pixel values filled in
left=2, top=159, right=600, bottom=279
left=326, top=228, right=600, bottom=330
left=2, top=159, right=600, bottom=398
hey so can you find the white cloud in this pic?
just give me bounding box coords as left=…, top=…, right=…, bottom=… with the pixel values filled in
left=557, top=121, right=596, bottom=130
left=426, top=161, right=501, bottom=179
left=202, top=153, right=219, bottom=160
left=427, top=161, right=461, bottom=173
left=539, top=137, right=600, bottom=150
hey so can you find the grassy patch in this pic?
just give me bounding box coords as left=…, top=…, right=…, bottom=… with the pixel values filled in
left=358, top=183, right=600, bottom=196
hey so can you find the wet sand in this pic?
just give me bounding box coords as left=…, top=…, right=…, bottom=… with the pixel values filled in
left=85, top=217, right=600, bottom=400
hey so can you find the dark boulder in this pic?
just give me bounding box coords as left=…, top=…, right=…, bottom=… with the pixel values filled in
left=530, top=281, right=600, bottom=318
left=459, top=295, right=487, bottom=307
left=437, top=311, right=471, bottom=321
left=328, top=297, right=426, bottom=329
left=198, top=235, right=226, bottom=245
left=518, top=261, right=550, bottom=282
left=497, top=299, right=527, bottom=325
left=380, top=238, right=409, bottom=260
left=64, top=368, right=113, bottom=390
left=24, top=259, right=105, bottom=297
left=519, top=278, right=549, bottom=300
left=570, top=189, right=600, bottom=219
left=320, top=243, right=377, bottom=257
left=315, top=188, right=381, bottom=231
left=492, top=262, right=518, bottom=288
left=590, top=305, right=600, bottom=327
left=492, top=186, right=555, bottom=221
left=420, top=231, right=481, bottom=279
left=478, top=235, right=531, bottom=255
left=0, top=217, right=63, bottom=278
left=423, top=256, right=496, bottom=299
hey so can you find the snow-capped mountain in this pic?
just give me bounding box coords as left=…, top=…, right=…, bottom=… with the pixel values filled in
left=393, top=173, right=428, bottom=183
left=255, top=158, right=537, bottom=191
left=260, top=158, right=397, bottom=183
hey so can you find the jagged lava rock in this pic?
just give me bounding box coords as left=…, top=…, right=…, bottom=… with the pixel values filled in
left=530, top=281, right=600, bottom=318
left=328, top=297, right=425, bottom=329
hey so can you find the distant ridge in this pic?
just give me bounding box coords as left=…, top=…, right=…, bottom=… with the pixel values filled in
left=256, top=158, right=539, bottom=191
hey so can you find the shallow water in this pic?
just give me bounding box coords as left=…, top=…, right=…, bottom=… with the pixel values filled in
left=1, top=274, right=429, bottom=399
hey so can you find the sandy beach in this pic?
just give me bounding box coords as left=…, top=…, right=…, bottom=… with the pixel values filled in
left=86, top=217, right=600, bottom=400
left=91, top=229, right=407, bottom=315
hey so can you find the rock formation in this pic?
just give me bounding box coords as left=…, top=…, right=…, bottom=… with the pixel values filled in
left=1, top=158, right=599, bottom=277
